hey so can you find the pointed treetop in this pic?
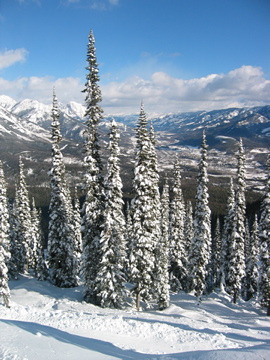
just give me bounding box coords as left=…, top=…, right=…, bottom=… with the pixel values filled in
left=51, top=89, right=62, bottom=144
left=201, top=130, right=208, bottom=150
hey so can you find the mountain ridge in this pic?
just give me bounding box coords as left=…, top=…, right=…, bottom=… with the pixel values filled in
left=0, top=95, right=269, bottom=211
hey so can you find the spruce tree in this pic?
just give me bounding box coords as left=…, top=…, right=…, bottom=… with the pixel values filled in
left=94, top=120, right=127, bottom=308
left=31, top=198, right=48, bottom=281
left=29, top=198, right=39, bottom=271
left=245, top=215, right=259, bottom=301
left=0, top=161, right=11, bottom=307
left=148, top=119, right=167, bottom=307
left=220, top=178, right=235, bottom=291
left=14, top=158, right=33, bottom=273
left=47, top=90, right=78, bottom=288
left=188, top=132, right=211, bottom=300
left=209, top=217, right=222, bottom=291
left=129, top=103, right=161, bottom=310
left=184, top=200, right=194, bottom=259
left=8, top=201, right=20, bottom=279
left=230, top=139, right=246, bottom=303
left=81, top=29, right=105, bottom=303
left=157, top=178, right=170, bottom=310
left=169, top=159, right=186, bottom=292
left=72, top=187, right=82, bottom=267
left=258, top=160, right=270, bottom=315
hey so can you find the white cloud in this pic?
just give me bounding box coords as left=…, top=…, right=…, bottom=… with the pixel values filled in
left=102, top=65, right=270, bottom=114
left=1, top=66, right=270, bottom=114
left=65, top=0, right=119, bottom=9
left=0, top=76, right=84, bottom=105
left=0, top=49, right=28, bottom=70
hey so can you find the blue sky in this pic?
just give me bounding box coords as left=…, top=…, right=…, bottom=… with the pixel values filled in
left=0, top=0, right=270, bottom=114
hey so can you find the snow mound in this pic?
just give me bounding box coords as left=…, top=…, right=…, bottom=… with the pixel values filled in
left=0, top=275, right=269, bottom=360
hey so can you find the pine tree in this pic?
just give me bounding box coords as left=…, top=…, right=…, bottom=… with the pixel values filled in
left=169, top=159, right=186, bottom=292
left=14, top=158, right=33, bottom=273
left=8, top=200, right=20, bottom=279
left=148, top=119, right=167, bottom=307
left=0, top=161, right=11, bottom=307
left=230, top=139, right=246, bottom=303
left=245, top=215, right=259, bottom=301
left=188, top=132, right=211, bottom=300
left=129, top=103, right=161, bottom=310
left=209, top=217, right=222, bottom=291
left=184, top=200, right=194, bottom=259
left=258, top=160, right=270, bottom=315
left=81, top=29, right=105, bottom=303
left=220, top=178, right=235, bottom=291
left=157, top=178, right=170, bottom=310
left=94, top=120, right=127, bottom=308
left=47, top=90, right=78, bottom=288
left=31, top=198, right=48, bottom=281
left=72, top=187, right=82, bottom=267
left=29, top=198, right=39, bottom=271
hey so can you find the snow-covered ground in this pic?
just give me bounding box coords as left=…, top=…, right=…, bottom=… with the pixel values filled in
left=0, top=276, right=269, bottom=360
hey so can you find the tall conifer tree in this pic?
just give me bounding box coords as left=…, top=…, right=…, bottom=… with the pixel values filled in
left=188, top=132, right=211, bottom=300
left=184, top=200, right=194, bottom=259
left=47, top=90, right=78, bottom=288
left=81, top=29, right=105, bottom=302
left=169, top=159, right=186, bottom=291
left=157, top=179, right=170, bottom=309
left=72, top=187, right=82, bottom=267
left=220, top=178, right=235, bottom=291
left=31, top=198, right=48, bottom=280
left=245, top=215, right=259, bottom=301
left=258, top=160, right=270, bottom=315
left=228, top=139, right=246, bottom=303
left=209, top=217, right=222, bottom=291
left=0, top=161, right=11, bottom=307
left=8, top=201, right=20, bottom=279
left=94, top=120, right=126, bottom=308
left=14, top=158, right=33, bottom=273
left=129, top=103, right=161, bottom=309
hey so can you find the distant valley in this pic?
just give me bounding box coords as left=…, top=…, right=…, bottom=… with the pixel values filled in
left=0, top=95, right=269, bottom=214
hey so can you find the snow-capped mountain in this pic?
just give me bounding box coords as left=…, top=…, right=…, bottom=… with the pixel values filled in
left=11, top=99, right=52, bottom=125
left=1, top=95, right=270, bottom=148
left=148, top=106, right=270, bottom=149
left=0, top=95, right=17, bottom=111
left=0, top=95, right=269, bottom=208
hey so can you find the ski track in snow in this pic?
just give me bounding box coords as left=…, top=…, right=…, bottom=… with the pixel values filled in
left=0, top=275, right=270, bottom=360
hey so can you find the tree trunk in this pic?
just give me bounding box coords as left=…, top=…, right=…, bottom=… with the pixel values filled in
left=136, top=290, right=141, bottom=311
left=232, top=290, right=237, bottom=304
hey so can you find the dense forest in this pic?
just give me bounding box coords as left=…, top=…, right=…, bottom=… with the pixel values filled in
left=0, top=30, right=269, bottom=316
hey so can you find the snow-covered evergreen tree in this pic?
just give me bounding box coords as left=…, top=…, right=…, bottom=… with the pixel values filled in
left=28, top=198, right=39, bottom=272
left=209, top=217, right=222, bottom=291
left=14, top=158, right=33, bottom=273
left=169, top=159, right=186, bottom=292
left=47, top=90, right=78, bottom=288
left=245, top=215, right=259, bottom=301
left=72, top=187, right=82, bottom=267
left=94, top=120, right=127, bottom=308
left=220, top=178, right=235, bottom=291
left=129, top=103, right=161, bottom=310
left=31, top=198, right=48, bottom=281
left=8, top=200, right=20, bottom=279
left=184, top=200, right=194, bottom=259
left=258, top=160, right=270, bottom=315
left=229, top=139, right=246, bottom=303
left=188, top=132, right=211, bottom=300
left=81, top=30, right=105, bottom=303
left=157, top=178, right=170, bottom=310
left=0, top=161, right=11, bottom=307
